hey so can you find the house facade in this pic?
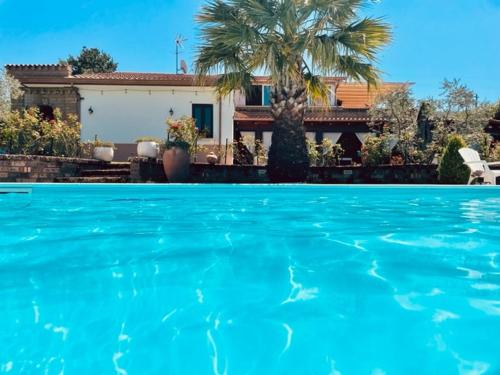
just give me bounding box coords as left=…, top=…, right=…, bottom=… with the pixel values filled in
left=6, top=64, right=406, bottom=162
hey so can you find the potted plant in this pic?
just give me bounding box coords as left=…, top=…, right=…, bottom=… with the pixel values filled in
left=135, top=137, right=161, bottom=159
left=93, top=140, right=115, bottom=162
left=163, top=117, right=198, bottom=182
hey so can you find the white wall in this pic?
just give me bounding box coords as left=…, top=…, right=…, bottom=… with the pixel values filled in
left=78, top=85, right=234, bottom=145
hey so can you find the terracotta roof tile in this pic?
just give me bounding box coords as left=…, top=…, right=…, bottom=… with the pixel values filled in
left=336, top=82, right=411, bottom=109
left=234, top=106, right=370, bottom=122
left=6, top=65, right=408, bottom=101
left=73, top=72, right=195, bottom=81
left=5, top=63, right=65, bottom=68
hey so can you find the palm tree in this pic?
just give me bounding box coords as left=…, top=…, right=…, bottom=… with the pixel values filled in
left=195, top=0, right=391, bottom=182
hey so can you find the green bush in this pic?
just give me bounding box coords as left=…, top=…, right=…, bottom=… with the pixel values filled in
left=438, top=134, right=469, bottom=184
left=166, top=116, right=198, bottom=155
left=0, top=107, right=81, bottom=157
left=306, top=138, right=320, bottom=166
left=318, top=138, right=344, bottom=167
left=487, top=143, right=500, bottom=162
left=361, top=136, right=391, bottom=166
left=307, top=138, right=344, bottom=167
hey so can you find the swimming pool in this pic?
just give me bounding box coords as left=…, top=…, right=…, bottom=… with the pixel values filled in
left=0, top=184, right=499, bottom=374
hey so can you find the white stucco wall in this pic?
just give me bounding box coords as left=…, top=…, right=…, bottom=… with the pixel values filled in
left=78, top=85, right=234, bottom=145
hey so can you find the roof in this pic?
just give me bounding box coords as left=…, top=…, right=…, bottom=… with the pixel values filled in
left=5, top=64, right=66, bottom=69
left=6, top=64, right=408, bottom=108
left=336, top=82, right=410, bottom=109
left=71, top=72, right=216, bottom=86
left=5, top=64, right=345, bottom=87
left=234, top=106, right=370, bottom=123
left=252, top=76, right=344, bottom=85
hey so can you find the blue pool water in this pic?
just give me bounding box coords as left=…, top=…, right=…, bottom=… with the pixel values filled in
left=0, top=184, right=499, bottom=374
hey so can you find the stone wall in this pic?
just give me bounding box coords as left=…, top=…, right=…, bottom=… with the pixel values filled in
left=0, top=155, right=107, bottom=183
left=309, top=164, right=438, bottom=184
left=6, top=64, right=80, bottom=120
left=130, top=157, right=167, bottom=183
left=130, top=157, right=438, bottom=184
left=10, top=87, right=81, bottom=120
left=0, top=155, right=440, bottom=184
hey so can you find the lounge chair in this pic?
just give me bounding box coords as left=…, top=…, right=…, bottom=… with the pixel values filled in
left=459, top=147, right=500, bottom=185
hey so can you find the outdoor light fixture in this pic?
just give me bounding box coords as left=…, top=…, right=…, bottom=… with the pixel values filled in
left=169, top=108, right=174, bottom=117
left=88, top=106, right=94, bottom=115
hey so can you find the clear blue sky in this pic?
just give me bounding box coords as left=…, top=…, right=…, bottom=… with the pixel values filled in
left=1, top=0, right=499, bottom=101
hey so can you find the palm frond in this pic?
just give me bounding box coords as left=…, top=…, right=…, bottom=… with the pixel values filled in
left=304, top=73, right=330, bottom=104
left=195, top=0, right=391, bottom=96
left=215, top=72, right=254, bottom=98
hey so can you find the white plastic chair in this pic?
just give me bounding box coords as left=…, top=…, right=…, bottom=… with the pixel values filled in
left=459, top=148, right=500, bottom=185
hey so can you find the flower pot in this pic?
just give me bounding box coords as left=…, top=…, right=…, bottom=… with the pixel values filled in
left=137, top=141, right=159, bottom=159
left=93, top=147, right=114, bottom=162
left=206, top=152, right=218, bottom=165
left=163, top=147, right=190, bottom=182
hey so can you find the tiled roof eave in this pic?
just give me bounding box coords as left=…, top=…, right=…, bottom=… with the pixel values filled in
left=234, top=107, right=370, bottom=122
left=16, top=77, right=214, bottom=87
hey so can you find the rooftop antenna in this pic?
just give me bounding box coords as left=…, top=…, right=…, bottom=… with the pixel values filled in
left=175, top=35, right=187, bottom=74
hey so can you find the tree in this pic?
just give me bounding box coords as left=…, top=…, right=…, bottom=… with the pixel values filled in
left=438, top=134, right=469, bottom=184
left=62, top=47, right=118, bottom=75
left=195, top=0, right=391, bottom=182
left=494, top=103, right=500, bottom=121
left=0, top=68, right=22, bottom=121
left=416, top=101, right=434, bottom=148
left=368, top=86, right=422, bottom=163
left=369, top=79, right=498, bottom=166
left=433, top=79, right=496, bottom=156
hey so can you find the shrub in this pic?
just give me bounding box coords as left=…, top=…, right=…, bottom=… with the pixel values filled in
left=494, top=103, right=500, bottom=121
left=318, top=138, right=344, bottom=167
left=0, top=107, right=81, bottom=157
left=166, top=116, right=198, bottom=155
left=438, top=134, right=469, bottom=184
left=361, top=136, right=390, bottom=166
left=254, top=139, right=267, bottom=165
left=487, top=143, right=500, bottom=162
left=233, top=138, right=254, bottom=165
left=306, top=138, right=344, bottom=167
left=306, top=138, right=319, bottom=166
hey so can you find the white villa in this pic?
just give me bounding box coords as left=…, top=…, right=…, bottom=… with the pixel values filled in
left=6, top=64, right=405, bottom=161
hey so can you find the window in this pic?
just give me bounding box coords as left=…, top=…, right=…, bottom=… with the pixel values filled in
left=263, top=86, right=271, bottom=106
left=245, top=85, right=262, bottom=106
left=192, top=104, right=214, bottom=138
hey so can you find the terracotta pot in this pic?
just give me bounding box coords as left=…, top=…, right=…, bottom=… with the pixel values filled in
left=137, top=141, right=159, bottom=159
left=206, top=152, right=218, bottom=165
left=163, top=147, right=190, bottom=182
left=93, top=147, right=114, bottom=162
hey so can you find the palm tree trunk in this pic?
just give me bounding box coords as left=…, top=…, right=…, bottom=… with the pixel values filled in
left=267, top=79, right=310, bottom=182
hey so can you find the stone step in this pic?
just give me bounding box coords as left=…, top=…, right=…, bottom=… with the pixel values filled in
left=80, top=169, right=130, bottom=177
left=55, top=176, right=129, bottom=183
left=107, top=162, right=131, bottom=169
left=83, top=162, right=131, bottom=171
